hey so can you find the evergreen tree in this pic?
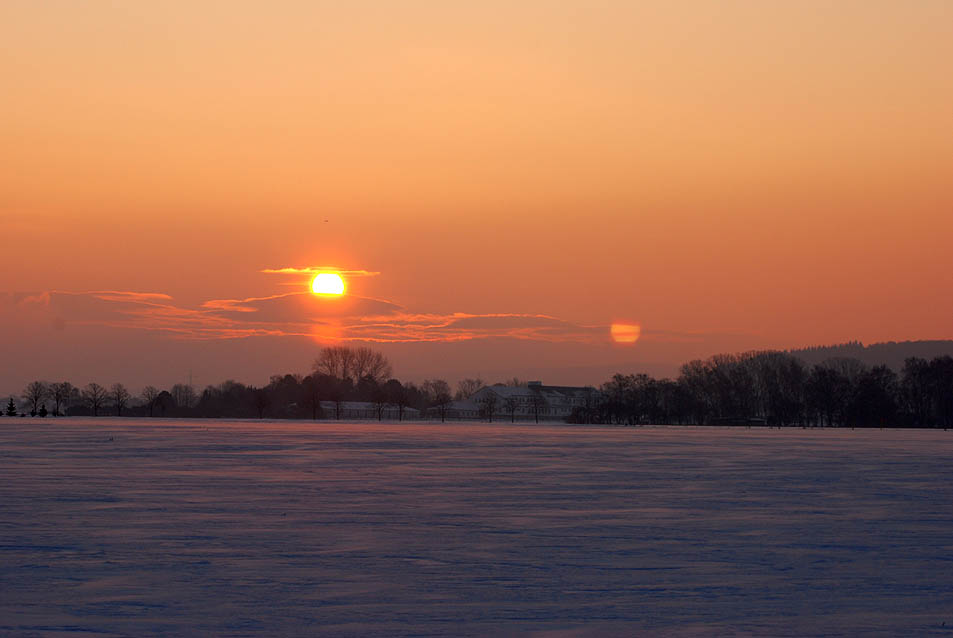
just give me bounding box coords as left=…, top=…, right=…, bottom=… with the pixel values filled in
left=6, top=398, right=18, bottom=417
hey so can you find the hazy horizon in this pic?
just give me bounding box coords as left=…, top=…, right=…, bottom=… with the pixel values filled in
left=5, top=336, right=953, bottom=403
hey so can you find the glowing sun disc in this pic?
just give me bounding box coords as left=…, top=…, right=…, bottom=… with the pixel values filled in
left=311, top=273, right=345, bottom=295
left=611, top=322, right=641, bottom=344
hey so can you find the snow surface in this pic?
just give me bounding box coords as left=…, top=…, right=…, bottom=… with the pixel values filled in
left=2, top=419, right=953, bottom=637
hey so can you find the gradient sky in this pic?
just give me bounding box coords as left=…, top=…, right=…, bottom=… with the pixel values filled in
left=2, top=1, right=952, bottom=392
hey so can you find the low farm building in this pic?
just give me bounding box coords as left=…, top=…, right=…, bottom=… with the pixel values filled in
left=448, top=382, right=599, bottom=421
left=320, top=401, right=420, bottom=420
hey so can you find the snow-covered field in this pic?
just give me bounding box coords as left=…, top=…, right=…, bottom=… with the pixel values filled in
left=2, top=419, right=952, bottom=637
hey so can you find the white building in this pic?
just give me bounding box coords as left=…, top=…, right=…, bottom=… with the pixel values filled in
left=448, top=381, right=599, bottom=421
left=320, top=400, right=420, bottom=420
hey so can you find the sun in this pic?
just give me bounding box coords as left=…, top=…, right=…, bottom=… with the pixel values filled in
left=311, top=272, right=346, bottom=296
left=611, top=322, right=641, bottom=344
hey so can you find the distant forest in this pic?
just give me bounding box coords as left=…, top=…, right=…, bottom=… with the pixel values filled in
left=5, top=342, right=953, bottom=428
left=574, top=351, right=952, bottom=428
left=790, top=340, right=953, bottom=371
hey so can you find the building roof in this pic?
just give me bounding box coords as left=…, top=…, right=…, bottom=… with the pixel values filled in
left=472, top=383, right=598, bottom=401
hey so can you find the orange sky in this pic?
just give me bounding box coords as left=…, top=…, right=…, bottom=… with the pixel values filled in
left=2, top=1, right=952, bottom=391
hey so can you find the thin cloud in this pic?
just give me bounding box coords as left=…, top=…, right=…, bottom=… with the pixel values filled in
left=202, top=292, right=404, bottom=322
left=261, top=267, right=381, bottom=277
left=11, top=280, right=751, bottom=348
left=323, top=312, right=606, bottom=344
left=4, top=289, right=612, bottom=345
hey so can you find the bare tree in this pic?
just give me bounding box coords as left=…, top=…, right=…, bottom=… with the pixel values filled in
left=171, top=383, right=196, bottom=409
left=83, top=383, right=108, bottom=417
left=581, top=386, right=598, bottom=424
left=529, top=392, right=548, bottom=424
left=252, top=388, right=270, bottom=419
left=50, top=382, right=76, bottom=416
left=372, top=384, right=390, bottom=421
left=352, top=347, right=372, bottom=381
left=315, top=346, right=391, bottom=385
left=313, top=346, right=357, bottom=382
left=422, top=379, right=453, bottom=422
left=313, top=375, right=349, bottom=420
left=313, top=347, right=341, bottom=379
left=503, top=397, right=519, bottom=423
left=507, top=377, right=526, bottom=387
left=385, top=379, right=412, bottom=421
left=23, top=381, right=48, bottom=416
left=456, top=377, right=485, bottom=400
left=338, top=348, right=356, bottom=382
left=302, top=376, right=324, bottom=420
left=821, top=357, right=868, bottom=387
left=112, top=383, right=130, bottom=416
left=352, top=347, right=393, bottom=384
left=478, top=392, right=498, bottom=422
left=141, top=386, right=160, bottom=417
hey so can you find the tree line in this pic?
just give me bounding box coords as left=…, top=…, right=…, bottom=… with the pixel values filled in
left=569, top=351, right=953, bottom=428
left=4, top=346, right=482, bottom=422
left=7, top=346, right=952, bottom=427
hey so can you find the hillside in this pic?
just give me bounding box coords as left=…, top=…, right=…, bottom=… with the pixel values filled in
left=790, top=340, right=953, bottom=371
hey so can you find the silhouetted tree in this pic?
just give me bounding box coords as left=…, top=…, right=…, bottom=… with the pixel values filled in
left=23, top=381, right=48, bottom=417
left=600, top=374, right=632, bottom=424
left=50, top=382, right=76, bottom=417
left=578, top=386, right=599, bottom=424
left=477, top=392, right=498, bottom=422
left=267, top=373, right=305, bottom=418
left=823, top=357, right=868, bottom=386
left=300, top=375, right=325, bottom=420
left=195, top=380, right=245, bottom=418
left=155, top=390, right=173, bottom=416
left=141, top=386, right=160, bottom=417
left=385, top=379, right=413, bottom=421
left=900, top=358, right=930, bottom=426
left=805, top=365, right=849, bottom=427
left=371, top=382, right=389, bottom=420
left=252, top=388, right=270, bottom=419
left=503, top=397, right=519, bottom=422
left=313, top=346, right=355, bottom=382
left=327, top=376, right=348, bottom=420
left=171, top=383, right=196, bottom=410
left=402, top=382, right=426, bottom=418
left=38, top=404, right=48, bottom=417
left=677, top=360, right=713, bottom=424
left=848, top=365, right=899, bottom=427
left=111, top=383, right=130, bottom=416
left=529, top=392, right=548, bottom=424
left=752, top=352, right=806, bottom=426
left=456, top=377, right=485, bottom=400
left=6, top=397, right=18, bottom=416
left=670, top=351, right=812, bottom=425
left=83, top=383, right=108, bottom=417
left=312, top=346, right=393, bottom=388
left=352, top=347, right=393, bottom=385
left=422, top=379, right=453, bottom=422
left=354, top=374, right=378, bottom=401
left=931, top=356, right=953, bottom=427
